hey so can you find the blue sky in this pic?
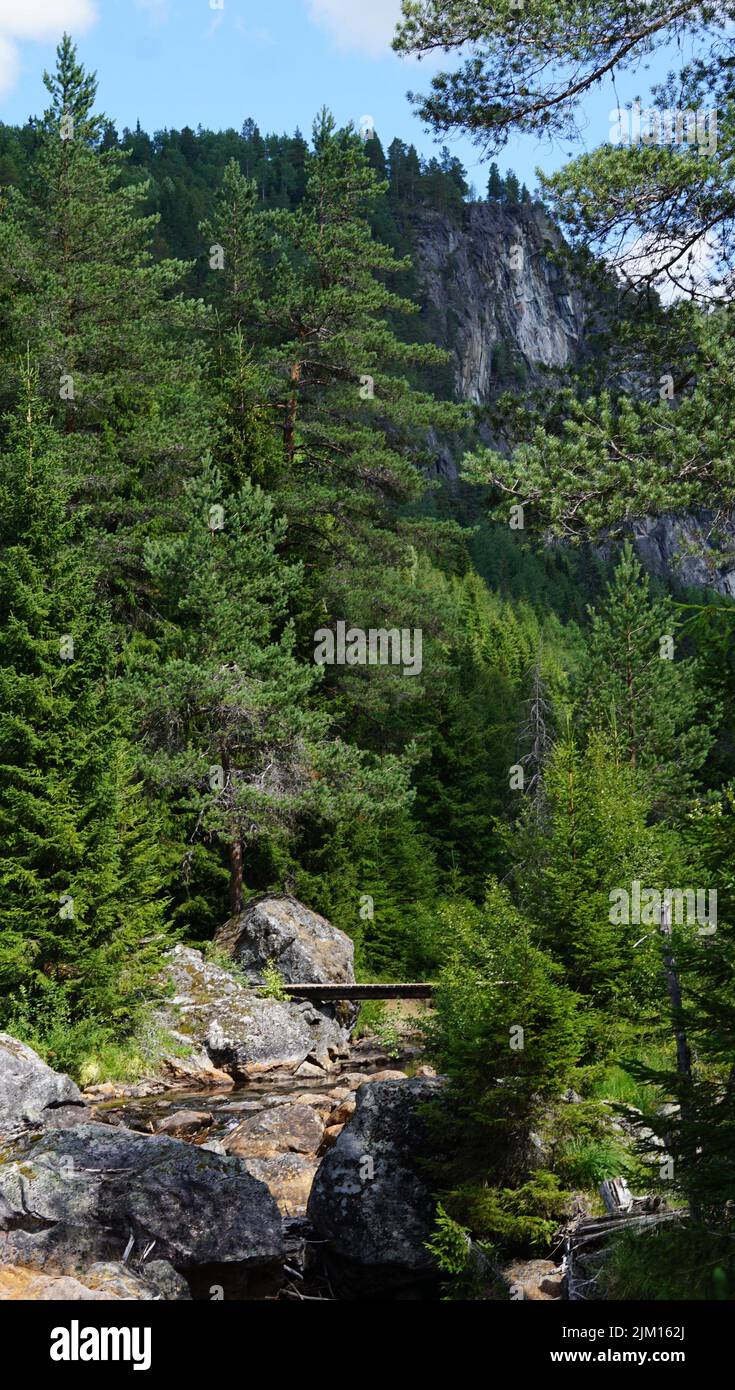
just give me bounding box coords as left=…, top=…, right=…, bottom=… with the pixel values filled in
left=0, top=1, right=696, bottom=195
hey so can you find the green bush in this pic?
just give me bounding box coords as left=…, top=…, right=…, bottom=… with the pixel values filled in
left=444, top=1172, right=571, bottom=1255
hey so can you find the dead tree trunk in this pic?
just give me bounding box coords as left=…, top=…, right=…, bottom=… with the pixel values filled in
left=660, top=897, right=692, bottom=1085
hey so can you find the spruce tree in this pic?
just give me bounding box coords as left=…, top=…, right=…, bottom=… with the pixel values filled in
left=203, top=114, right=467, bottom=608
left=0, top=36, right=209, bottom=602
left=486, top=163, right=504, bottom=202
left=518, top=733, right=669, bottom=1005
left=580, top=543, right=714, bottom=813
left=430, top=882, right=584, bottom=1186
left=0, top=374, right=168, bottom=1059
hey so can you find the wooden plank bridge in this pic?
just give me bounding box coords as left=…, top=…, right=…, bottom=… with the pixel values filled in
left=262, top=982, right=436, bottom=1001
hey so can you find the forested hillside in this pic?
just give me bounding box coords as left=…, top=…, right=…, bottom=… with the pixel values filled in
left=1, top=30, right=734, bottom=1305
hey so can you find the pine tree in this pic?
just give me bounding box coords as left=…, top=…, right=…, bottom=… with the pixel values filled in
left=0, top=372, right=168, bottom=1056
left=134, top=457, right=412, bottom=920
left=202, top=115, right=467, bottom=609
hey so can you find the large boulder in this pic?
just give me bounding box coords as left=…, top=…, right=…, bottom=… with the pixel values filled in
left=158, top=945, right=348, bottom=1080
left=0, top=1123, right=284, bottom=1299
left=241, top=1155, right=318, bottom=1217
left=223, top=1104, right=324, bottom=1160
left=0, top=1034, right=87, bottom=1145
left=0, top=1260, right=190, bottom=1302
left=307, top=1076, right=444, bottom=1298
left=214, top=894, right=355, bottom=987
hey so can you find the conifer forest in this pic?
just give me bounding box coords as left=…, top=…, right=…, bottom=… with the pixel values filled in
left=0, top=0, right=734, bottom=1349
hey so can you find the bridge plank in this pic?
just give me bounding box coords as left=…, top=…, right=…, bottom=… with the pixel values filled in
left=260, top=983, right=436, bottom=1001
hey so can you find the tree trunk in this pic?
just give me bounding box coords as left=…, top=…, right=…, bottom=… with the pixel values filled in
left=659, top=897, right=699, bottom=1218
left=283, top=360, right=301, bottom=464
left=659, top=898, right=692, bottom=1084
left=229, top=835, right=244, bottom=917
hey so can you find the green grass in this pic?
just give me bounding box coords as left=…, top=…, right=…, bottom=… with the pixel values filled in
left=586, top=1043, right=675, bottom=1111
left=601, top=1222, right=735, bottom=1301
left=554, top=1135, right=647, bottom=1188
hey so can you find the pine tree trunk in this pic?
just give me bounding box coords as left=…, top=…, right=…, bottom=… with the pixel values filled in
left=229, top=835, right=244, bottom=917
left=284, top=360, right=301, bottom=463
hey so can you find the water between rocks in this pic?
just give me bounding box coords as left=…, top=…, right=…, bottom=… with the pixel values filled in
left=92, top=1045, right=425, bottom=1300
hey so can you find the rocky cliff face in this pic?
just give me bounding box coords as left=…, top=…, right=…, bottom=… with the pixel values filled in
left=410, top=202, right=587, bottom=404
left=410, top=204, right=735, bottom=596
left=614, top=515, right=735, bottom=599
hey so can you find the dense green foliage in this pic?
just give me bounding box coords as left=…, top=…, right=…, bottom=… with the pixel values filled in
left=399, top=0, right=735, bottom=1294
left=1, top=33, right=734, bottom=1300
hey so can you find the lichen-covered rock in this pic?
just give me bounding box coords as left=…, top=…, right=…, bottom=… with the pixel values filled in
left=307, top=1077, right=445, bottom=1298
left=0, top=1034, right=86, bottom=1145
left=354, top=1070, right=408, bottom=1088
left=214, top=894, right=355, bottom=987
left=0, top=1123, right=284, bottom=1299
left=158, top=945, right=347, bottom=1079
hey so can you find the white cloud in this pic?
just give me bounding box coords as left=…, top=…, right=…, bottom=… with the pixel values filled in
left=612, top=229, right=724, bottom=305
left=0, top=1, right=97, bottom=42
left=305, top=0, right=403, bottom=57
left=0, top=1, right=97, bottom=95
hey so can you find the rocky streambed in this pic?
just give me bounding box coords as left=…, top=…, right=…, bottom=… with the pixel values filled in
left=0, top=894, right=445, bottom=1302
left=0, top=1032, right=442, bottom=1302
left=85, top=1044, right=438, bottom=1300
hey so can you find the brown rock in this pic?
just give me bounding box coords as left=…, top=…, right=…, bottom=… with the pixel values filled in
left=329, top=1099, right=356, bottom=1126
left=81, top=1082, right=119, bottom=1100
left=241, top=1154, right=318, bottom=1216
left=224, top=1103, right=324, bottom=1159
left=502, top=1260, right=564, bottom=1301
left=319, top=1123, right=344, bottom=1152
left=293, top=1060, right=327, bottom=1079
left=0, top=1261, right=188, bottom=1301
left=159, top=1050, right=234, bottom=1091
left=336, top=1072, right=372, bottom=1089
left=0, top=1267, right=112, bottom=1301
left=152, top=1110, right=213, bottom=1139
left=292, top=1092, right=335, bottom=1119
left=356, top=1070, right=408, bottom=1087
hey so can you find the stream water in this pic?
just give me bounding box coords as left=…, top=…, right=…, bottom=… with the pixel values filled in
left=93, top=1070, right=353, bottom=1143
